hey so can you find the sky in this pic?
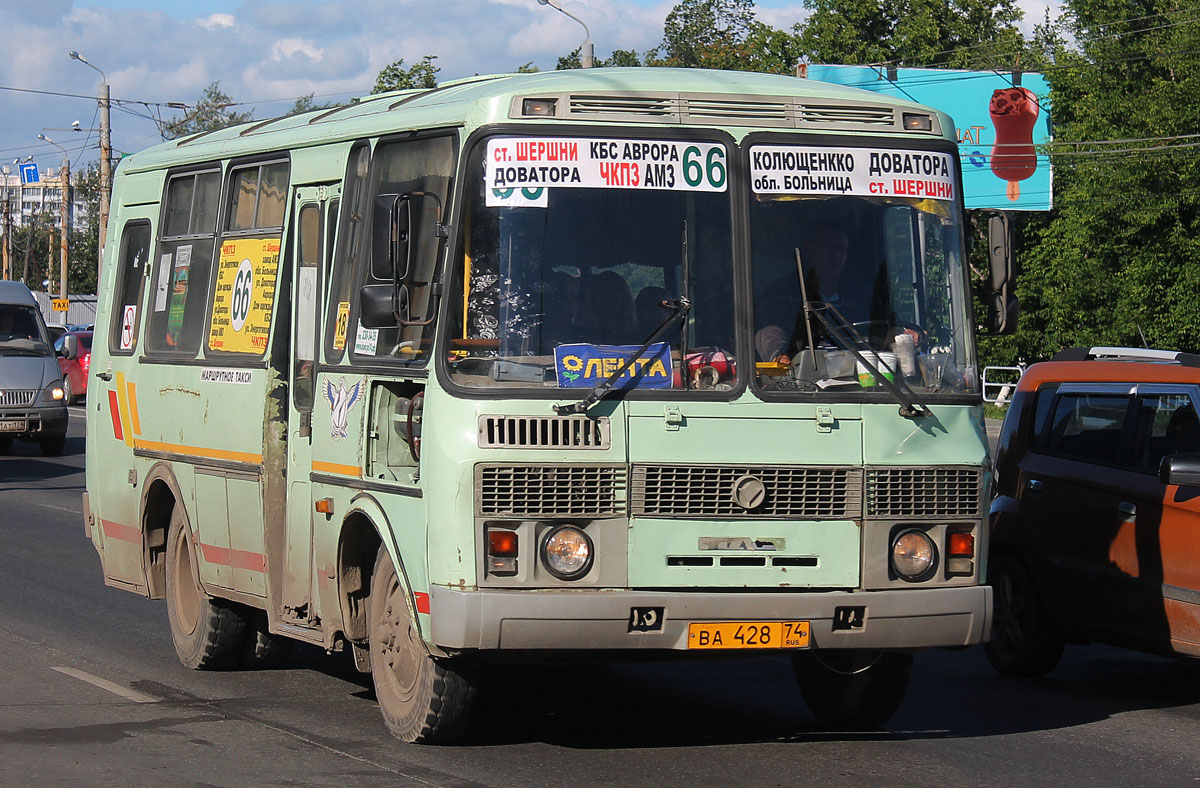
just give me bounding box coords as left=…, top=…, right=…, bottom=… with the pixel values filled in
left=0, top=0, right=1058, bottom=177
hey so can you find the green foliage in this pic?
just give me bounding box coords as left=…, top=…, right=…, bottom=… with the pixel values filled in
left=555, top=48, right=646, bottom=70
left=372, top=56, right=440, bottom=93
left=164, top=82, right=253, bottom=139
left=516, top=62, right=540, bottom=73
left=650, top=0, right=802, bottom=72
left=983, top=0, right=1200, bottom=363
left=794, top=0, right=1026, bottom=68
left=288, top=93, right=338, bottom=115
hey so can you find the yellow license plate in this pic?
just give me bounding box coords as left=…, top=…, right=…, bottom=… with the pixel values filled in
left=687, top=621, right=810, bottom=650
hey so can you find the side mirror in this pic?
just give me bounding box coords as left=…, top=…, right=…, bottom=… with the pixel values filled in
left=987, top=213, right=1014, bottom=292
left=982, top=212, right=1019, bottom=335
left=359, top=283, right=409, bottom=328
left=371, top=194, right=411, bottom=282
left=1159, top=453, right=1200, bottom=487
left=986, top=292, right=1020, bottom=334
left=61, top=334, right=79, bottom=360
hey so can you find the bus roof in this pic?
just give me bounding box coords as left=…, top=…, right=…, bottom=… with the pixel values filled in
left=121, top=67, right=954, bottom=174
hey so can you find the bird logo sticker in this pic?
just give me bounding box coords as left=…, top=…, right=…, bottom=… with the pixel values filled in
left=323, top=376, right=366, bottom=441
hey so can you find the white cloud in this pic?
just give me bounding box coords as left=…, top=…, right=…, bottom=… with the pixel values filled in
left=197, top=13, right=236, bottom=30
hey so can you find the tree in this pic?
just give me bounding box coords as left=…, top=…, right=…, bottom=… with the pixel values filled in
left=67, top=162, right=100, bottom=295
left=794, top=0, right=1026, bottom=68
left=515, top=62, right=540, bottom=73
left=373, top=56, right=439, bottom=93
left=164, top=81, right=253, bottom=139
left=288, top=93, right=338, bottom=115
left=556, top=48, right=645, bottom=70
left=981, top=0, right=1200, bottom=362
left=659, top=0, right=757, bottom=67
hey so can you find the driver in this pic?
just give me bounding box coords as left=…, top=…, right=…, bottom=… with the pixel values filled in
left=754, top=225, right=853, bottom=364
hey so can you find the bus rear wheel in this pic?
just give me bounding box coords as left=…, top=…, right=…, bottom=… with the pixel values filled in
left=369, top=545, right=476, bottom=744
left=792, top=649, right=913, bottom=729
left=165, top=506, right=246, bottom=669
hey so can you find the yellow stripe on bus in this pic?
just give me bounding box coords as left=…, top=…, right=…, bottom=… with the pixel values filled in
left=312, top=460, right=362, bottom=478
left=115, top=372, right=134, bottom=448
left=126, top=381, right=142, bottom=436
left=133, top=439, right=263, bottom=466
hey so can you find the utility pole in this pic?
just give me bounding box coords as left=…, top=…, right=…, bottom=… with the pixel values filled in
left=70, top=51, right=110, bottom=277
left=1, top=164, right=10, bottom=280
left=38, top=135, right=69, bottom=301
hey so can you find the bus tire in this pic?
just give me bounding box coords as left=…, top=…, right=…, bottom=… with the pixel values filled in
left=369, top=544, right=476, bottom=744
left=241, top=608, right=292, bottom=668
left=792, top=649, right=912, bottom=729
left=983, top=554, right=1064, bottom=677
left=165, top=506, right=246, bottom=670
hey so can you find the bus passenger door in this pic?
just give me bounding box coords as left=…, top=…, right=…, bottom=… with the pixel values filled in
left=281, top=185, right=338, bottom=623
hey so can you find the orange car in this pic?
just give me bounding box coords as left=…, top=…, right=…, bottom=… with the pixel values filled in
left=988, top=347, right=1200, bottom=675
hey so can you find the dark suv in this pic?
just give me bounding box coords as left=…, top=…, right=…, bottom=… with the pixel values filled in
left=987, top=347, right=1200, bottom=675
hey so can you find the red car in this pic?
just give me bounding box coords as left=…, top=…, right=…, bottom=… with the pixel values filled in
left=54, top=330, right=92, bottom=405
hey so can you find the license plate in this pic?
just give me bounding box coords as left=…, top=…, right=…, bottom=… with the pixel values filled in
left=0, top=420, right=26, bottom=432
left=687, top=621, right=810, bottom=650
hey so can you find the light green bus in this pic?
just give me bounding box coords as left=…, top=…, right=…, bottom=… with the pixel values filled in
left=85, top=67, right=1003, bottom=743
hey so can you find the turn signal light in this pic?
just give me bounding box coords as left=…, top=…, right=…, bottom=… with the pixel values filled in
left=314, top=498, right=334, bottom=515
left=947, top=532, right=975, bottom=557
left=488, top=529, right=519, bottom=556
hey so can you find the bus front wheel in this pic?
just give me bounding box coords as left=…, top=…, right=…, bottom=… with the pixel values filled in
left=165, top=506, right=246, bottom=669
left=369, top=545, right=476, bottom=744
left=792, top=649, right=912, bottom=729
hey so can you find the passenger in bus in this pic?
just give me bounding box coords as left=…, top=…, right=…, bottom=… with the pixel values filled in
left=580, top=270, right=637, bottom=345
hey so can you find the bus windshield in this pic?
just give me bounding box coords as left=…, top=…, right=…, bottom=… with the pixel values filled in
left=449, top=135, right=736, bottom=392
left=749, top=142, right=977, bottom=396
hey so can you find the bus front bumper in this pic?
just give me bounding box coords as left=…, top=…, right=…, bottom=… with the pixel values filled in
left=429, top=585, right=991, bottom=651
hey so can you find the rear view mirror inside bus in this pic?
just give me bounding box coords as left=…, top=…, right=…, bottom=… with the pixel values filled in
left=372, top=193, right=411, bottom=282
left=359, top=282, right=410, bottom=327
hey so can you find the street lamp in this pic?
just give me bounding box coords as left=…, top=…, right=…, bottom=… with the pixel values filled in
left=37, top=134, right=69, bottom=303
left=535, top=0, right=594, bottom=68
left=69, top=50, right=111, bottom=277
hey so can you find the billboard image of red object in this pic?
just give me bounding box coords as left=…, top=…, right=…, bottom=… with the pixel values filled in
left=989, top=87, right=1040, bottom=201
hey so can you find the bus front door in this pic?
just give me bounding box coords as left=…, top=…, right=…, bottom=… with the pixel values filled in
left=280, top=185, right=339, bottom=625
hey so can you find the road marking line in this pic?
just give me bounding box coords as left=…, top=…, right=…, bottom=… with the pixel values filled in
left=51, top=667, right=158, bottom=704
left=30, top=501, right=80, bottom=515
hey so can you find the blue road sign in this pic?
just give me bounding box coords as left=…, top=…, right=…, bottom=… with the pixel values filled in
left=18, top=162, right=39, bottom=185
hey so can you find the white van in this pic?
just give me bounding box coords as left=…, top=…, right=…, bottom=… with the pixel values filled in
left=0, top=281, right=68, bottom=455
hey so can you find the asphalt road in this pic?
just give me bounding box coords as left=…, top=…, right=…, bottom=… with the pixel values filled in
left=1, top=411, right=1198, bottom=788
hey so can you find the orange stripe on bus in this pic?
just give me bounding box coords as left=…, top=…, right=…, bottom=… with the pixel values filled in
left=101, top=519, right=141, bottom=544
left=115, top=372, right=134, bottom=448
left=199, top=543, right=266, bottom=573
left=107, top=390, right=123, bottom=441
left=312, top=460, right=361, bottom=478
left=126, top=381, right=142, bottom=436
left=132, top=439, right=263, bottom=466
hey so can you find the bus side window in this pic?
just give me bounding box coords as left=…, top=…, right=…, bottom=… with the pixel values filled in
left=294, top=202, right=321, bottom=410
left=326, top=144, right=370, bottom=363
left=205, top=160, right=290, bottom=357
left=146, top=169, right=221, bottom=354
left=109, top=220, right=152, bottom=354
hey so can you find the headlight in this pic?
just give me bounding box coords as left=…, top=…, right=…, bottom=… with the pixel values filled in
left=540, top=525, right=593, bottom=580
left=41, top=380, right=65, bottom=402
left=891, top=529, right=936, bottom=581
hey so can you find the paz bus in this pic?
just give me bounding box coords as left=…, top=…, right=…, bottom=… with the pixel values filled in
left=84, top=67, right=1009, bottom=743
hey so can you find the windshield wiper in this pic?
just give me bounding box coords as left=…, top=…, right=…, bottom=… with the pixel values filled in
left=553, top=297, right=690, bottom=415
left=554, top=222, right=693, bottom=416
left=805, top=300, right=933, bottom=419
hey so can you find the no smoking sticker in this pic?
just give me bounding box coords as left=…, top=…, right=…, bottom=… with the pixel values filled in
left=120, top=305, right=136, bottom=350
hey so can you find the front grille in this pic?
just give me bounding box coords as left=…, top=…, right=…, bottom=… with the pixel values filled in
left=477, top=464, right=626, bottom=518
left=866, top=467, right=982, bottom=518
left=0, top=389, right=37, bottom=407
left=569, top=94, right=677, bottom=119
left=478, top=415, right=610, bottom=449
left=632, top=465, right=863, bottom=519
left=683, top=97, right=792, bottom=126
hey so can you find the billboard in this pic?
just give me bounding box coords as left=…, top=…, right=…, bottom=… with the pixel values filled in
left=804, top=65, right=1052, bottom=211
